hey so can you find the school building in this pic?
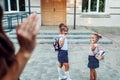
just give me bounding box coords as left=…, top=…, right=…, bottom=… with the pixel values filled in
left=1, top=0, right=120, bottom=27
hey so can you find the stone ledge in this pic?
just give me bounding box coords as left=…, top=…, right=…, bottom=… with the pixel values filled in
left=80, top=14, right=110, bottom=18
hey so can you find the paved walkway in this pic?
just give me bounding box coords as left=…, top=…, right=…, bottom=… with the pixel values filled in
left=104, top=34, right=120, bottom=47
left=16, top=43, right=120, bottom=80
left=9, top=26, right=120, bottom=80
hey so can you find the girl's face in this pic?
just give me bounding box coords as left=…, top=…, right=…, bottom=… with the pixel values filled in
left=90, top=34, right=98, bottom=44
left=61, top=27, right=68, bottom=35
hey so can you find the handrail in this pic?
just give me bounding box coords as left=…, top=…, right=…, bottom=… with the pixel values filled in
left=2, top=12, right=29, bottom=32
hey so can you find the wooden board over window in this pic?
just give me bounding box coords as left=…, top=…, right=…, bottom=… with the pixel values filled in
left=41, top=0, right=66, bottom=26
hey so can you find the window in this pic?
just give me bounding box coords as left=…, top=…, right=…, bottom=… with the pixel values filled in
left=82, top=0, right=105, bottom=13
left=1, top=0, right=25, bottom=12
left=19, top=0, right=25, bottom=11
left=10, top=0, right=17, bottom=11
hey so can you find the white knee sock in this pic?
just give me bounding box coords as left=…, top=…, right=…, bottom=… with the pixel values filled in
left=58, top=67, right=63, bottom=78
left=65, top=71, right=72, bottom=80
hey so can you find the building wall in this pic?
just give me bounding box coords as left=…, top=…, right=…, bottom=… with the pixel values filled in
left=25, top=0, right=41, bottom=25
left=26, top=0, right=120, bottom=27
left=66, top=0, right=120, bottom=27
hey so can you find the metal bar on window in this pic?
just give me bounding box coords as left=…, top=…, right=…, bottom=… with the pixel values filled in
left=88, top=0, right=91, bottom=12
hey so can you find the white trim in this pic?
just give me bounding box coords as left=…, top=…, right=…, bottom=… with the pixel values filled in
left=8, top=0, right=11, bottom=12
left=96, top=0, right=99, bottom=12
left=4, top=11, right=20, bottom=13
left=17, top=0, right=19, bottom=11
left=81, top=13, right=109, bottom=15
left=105, top=0, right=109, bottom=14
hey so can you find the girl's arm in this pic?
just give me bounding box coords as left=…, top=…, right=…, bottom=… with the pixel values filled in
left=2, top=13, right=39, bottom=80
left=59, top=36, right=65, bottom=48
left=91, top=44, right=97, bottom=51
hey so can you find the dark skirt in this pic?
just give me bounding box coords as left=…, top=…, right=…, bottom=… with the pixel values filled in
left=88, top=56, right=99, bottom=69
left=58, top=50, right=68, bottom=63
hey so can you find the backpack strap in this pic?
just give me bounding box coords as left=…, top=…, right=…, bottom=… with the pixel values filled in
left=58, top=37, right=61, bottom=50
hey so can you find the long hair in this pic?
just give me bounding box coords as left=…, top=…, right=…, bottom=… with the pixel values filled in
left=0, top=5, right=16, bottom=79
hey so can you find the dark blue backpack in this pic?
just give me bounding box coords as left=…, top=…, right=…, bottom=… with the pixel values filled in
left=53, top=38, right=61, bottom=51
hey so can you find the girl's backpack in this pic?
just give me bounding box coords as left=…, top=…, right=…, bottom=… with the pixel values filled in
left=95, top=50, right=105, bottom=61
left=53, top=38, right=61, bottom=51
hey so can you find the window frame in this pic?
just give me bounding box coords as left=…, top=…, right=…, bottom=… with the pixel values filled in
left=2, top=0, right=25, bottom=13
left=5, top=0, right=19, bottom=13
left=82, top=0, right=106, bottom=14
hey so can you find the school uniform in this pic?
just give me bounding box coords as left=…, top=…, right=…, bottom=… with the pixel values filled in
left=88, top=44, right=99, bottom=69
left=58, top=34, right=68, bottom=63
left=57, top=34, right=72, bottom=80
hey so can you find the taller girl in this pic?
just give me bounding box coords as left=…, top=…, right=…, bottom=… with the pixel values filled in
left=57, top=24, right=72, bottom=80
left=88, top=34, right=102, bottom=80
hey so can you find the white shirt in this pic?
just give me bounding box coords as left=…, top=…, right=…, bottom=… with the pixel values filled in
left=89, top=44, right=99, bottom=56
left=59, top=34, right=68, bottom=50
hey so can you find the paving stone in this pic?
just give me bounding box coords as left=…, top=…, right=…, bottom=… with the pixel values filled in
left=15, top=44, right=120, bottom=80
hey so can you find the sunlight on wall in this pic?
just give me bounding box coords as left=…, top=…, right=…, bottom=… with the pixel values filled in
left=67, top=0, right=74, bottom=8
left=87, top=18, right=92, bottom=26
left=67, top=0, right=82, bottom=13
left=67, top=0, right=81, bottom=8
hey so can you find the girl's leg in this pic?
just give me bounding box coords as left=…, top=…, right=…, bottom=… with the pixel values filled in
left=93, top=69, right=97, bottom=80
left=58, top=63, right=63, bottom=80
left=63, top=62, right=69, bottom=71
left=58, top=63, right=63, bottom=68
left=90, top=69, right=94, bottom=80
left=64, top=63, right=72, bottom=80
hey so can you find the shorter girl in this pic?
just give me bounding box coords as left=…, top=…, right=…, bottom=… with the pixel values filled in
left=88, top=34, right=102, bottom=80
left=57, top=24, right=72, bottom=80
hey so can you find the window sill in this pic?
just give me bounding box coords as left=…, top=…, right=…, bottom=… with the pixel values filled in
left=80, top=13, right=110, bottom=18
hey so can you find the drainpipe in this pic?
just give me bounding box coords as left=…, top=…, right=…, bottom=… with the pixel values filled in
left=74, top=0, right=76, bottom=29
left=28, top=0, right=31, bottom=14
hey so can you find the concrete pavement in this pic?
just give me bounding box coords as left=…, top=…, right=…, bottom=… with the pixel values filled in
left=16, top=43, right=120, bottom=80
left=7, top=26, right=120, bottom=80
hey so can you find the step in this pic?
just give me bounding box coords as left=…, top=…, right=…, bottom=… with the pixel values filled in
left=9, top=32, right=93, bottom=35
left=9, top=38, right=112, bottom=44
left=8, top=29, right=95, bottom=35
left=8, top=35, right=91, bottom=39
left=7, top=29, right=112, bottom=44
